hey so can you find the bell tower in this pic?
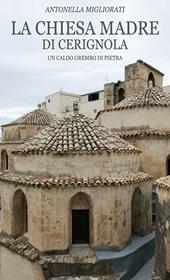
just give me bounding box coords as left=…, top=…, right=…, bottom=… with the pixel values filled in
left=125, top=60, right=164, bottom=97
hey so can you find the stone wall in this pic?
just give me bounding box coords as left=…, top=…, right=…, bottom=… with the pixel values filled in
left=154, top=188, right=170, bottom=280
left=121, top=138, right=170, bottom=180
left=0, top=143, right=22, bottom=172
left=0, top=181, right=152, bottom=252
left=103, top=82, right=125, bottom=108
left=12, top=152, right=139, bottom=178
left=98, top=107, right=170, bottom=130
left=1, top=124, right=43, bottom=142
left=125, top=60, right=163, bottom=97
left=0, top=246, right=44, bottom=280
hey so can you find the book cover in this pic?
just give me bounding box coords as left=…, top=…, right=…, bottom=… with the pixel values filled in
left=0, top=0, right=169, bottom=279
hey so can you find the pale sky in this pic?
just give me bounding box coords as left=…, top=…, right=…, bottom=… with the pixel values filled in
left=0, top=0, right=170, bottom=124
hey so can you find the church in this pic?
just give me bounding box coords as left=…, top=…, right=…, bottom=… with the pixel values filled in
left=0, top=112, right=152, bottom=279
left=0, top=59, right=170, bottom=279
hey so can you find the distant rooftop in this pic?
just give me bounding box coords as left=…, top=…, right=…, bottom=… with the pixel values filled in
left=2, top=109, right=53, bottom=127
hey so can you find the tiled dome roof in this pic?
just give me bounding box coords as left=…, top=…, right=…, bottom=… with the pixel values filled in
left=97, top=87, right=170, bottom=116
left=13, top=113, right=140, bottom=155
left=2, top=109, right=53, bottom=127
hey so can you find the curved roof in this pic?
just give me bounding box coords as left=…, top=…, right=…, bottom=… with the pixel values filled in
left=2, top=109, right=53, bottom=127
left=13, top=113, right=140, bottom=155
left=97, top=87, right=170, bottom=117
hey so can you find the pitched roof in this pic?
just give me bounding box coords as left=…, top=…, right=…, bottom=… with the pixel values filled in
left=0, top=231, right=39, bottom=261
left=155, top=176, right=170, bottom=190
left=112, top=127, right=170, bottom=139
left=0, top=172, right=153, bottom=188
left=97, top=87, right=170, bottom=116
left=2, top=109, right=53, bottom=127
left=13, top=113, right=140, bottom=155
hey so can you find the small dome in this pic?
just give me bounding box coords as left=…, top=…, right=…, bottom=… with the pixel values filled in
left=2, top=109, right=53, bottom=127
left=100, top=87, right=170, bottom=114
left=13, top=113, right=140, bottom=155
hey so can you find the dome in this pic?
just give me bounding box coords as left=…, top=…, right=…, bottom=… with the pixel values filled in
left=2, top=109, right=53, bottom=127
left=13, top=113, right=140, bottom=155
left=98, top=87, right=170, bottom=115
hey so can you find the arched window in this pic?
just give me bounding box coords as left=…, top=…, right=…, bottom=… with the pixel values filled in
left=131, top=187, right=144, bottom=235
left=118, top=88, right=125, bottom=103
left=148, top=72, right=155, bottom=87
left=152, top=189, right=158, bottom=225
left=70, top=192, right=91, bottom=244
left=167, top=155, right=170, bottom=176
left=12, top=189, right=28, bottom=237
left=1, top=150, right=8, bottom=171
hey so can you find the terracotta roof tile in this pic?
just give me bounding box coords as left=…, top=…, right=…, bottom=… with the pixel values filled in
left=0, top=172, right=153, bottom=188
left=2, top=109, right=53, bottom=127
left=0, top=231, right=39, bottom=261
left=13, top=113, right=140, bottom=155
left=155, top=176, right=170, bottom=190
left=97, top=87, right=170, bottom=116
left=112, top=127, right=170, bottom=139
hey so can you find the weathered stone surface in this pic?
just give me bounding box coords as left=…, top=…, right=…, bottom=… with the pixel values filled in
left=153, top=177, right=170, bottom=280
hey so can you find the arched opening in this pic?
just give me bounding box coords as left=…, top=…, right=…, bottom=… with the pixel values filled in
left=167, top=155, right=170, bottom=176
left=70, top=192, right=91, bottom=244
left=117, top=88, right=125, bottom=103
left=148, top=72, right=155, bottom=87
left=1, top=150, right=8, bottom=171
left=152, top=188, right=158, bottom=225
left=166, top=221, right=170, bottom=273
left=12, top=189, right=28, bottom=237
left=131, top=187, right=144, bottom=235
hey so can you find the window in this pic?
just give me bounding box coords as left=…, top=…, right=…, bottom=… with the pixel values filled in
left=131, top=187, right=143, bottom=235
left=167, top=155, right=170, bottom=175
left=1, top=150, right=8, bottom=171
left=148, top=72, right=155, bottom=87
left=152, top=190, right=158, bottom=225
left=12, top=189, right=28, bottom=237
left=48, top=99, right=50, bottom=103
left=107, top=99, right=111, bottom=105
left=88, top=92, right=99, bottom=102
left=73, top=101, right=78, bottom=111
left=118, top=88, right=125, bottom=103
